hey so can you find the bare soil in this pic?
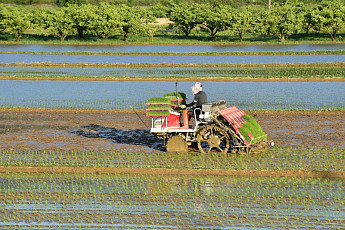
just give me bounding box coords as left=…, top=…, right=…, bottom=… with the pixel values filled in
left=0, top=108, right=344, bottom=176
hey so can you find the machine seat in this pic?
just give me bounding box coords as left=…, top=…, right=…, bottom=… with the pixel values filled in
left=201, top=100, right=227, bottom=113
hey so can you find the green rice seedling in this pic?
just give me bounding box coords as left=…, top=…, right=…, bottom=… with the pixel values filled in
left=238, top=114, right=266, bottom=144
left=146, top=97, right=171, bottom=104
left=146, top=104, right=171, bottom=110
left=164, top=92, right=187, bottom=106
left=146, top=97, right=174, bottom=116
left=163, top=92, right=187, bottom=100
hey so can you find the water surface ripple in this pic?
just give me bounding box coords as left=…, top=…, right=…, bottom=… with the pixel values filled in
left=1, top=53, right=344, bottom=64
left=1, top=80, right=344, bottom=110
left=1, top=44, right=345, bottom=53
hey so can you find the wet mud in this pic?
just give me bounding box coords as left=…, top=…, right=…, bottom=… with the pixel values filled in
left=0, top=108, right=344, bottom=153
left=0, top=108, right=345, bottom=177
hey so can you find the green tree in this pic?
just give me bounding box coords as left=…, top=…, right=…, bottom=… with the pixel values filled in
left=68, top=4, right=95, bottom=40
left=168, top=2, right=203, bottom=37
left=150, top=3, right=168, bottom=18
left=0, top=4, right=6, bottom=31
left=117, top=4, right=147, bottom=41
left=57, top=0, right=86, bottom=7
left=231, top=6, right=255, bottom=42
left=200, top=4, right=233, bottom=39
left=0, top=5, right=32, bottom=41
left=141, top=7, right=157, bottom=41
left=89, top=3, right=120, bottom=39
left=40, top=7, right=73, bottom=41
left=319, top=0, right=345, bottom=41
left=265, top=0, right=304, bottom=42
left=127, top=0, right=134, bottom=7
left=304, top=6, right=323, bottom=37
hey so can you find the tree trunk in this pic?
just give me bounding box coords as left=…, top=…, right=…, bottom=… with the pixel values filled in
left=209, top=28, right=217, bottom=40
left=77, top=27, right=84, bottom=40
left=331, top=30, right=337, bottom=41
left=15, top=31, right=21, bottom=42
left=239, top=32, right=243, bottom=43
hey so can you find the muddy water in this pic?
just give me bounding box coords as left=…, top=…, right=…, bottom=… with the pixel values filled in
left=1, top=80, right=344, bottom=110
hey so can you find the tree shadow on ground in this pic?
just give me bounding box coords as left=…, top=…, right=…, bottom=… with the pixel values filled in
left=69, top=124, right=165, bottom=151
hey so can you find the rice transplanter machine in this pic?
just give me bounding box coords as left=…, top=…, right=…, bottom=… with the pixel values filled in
left=146, top=92, right=273, bottom=154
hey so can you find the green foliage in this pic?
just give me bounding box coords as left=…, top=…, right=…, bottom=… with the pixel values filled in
left=40, top=7, right=73, bottom=41
left=67, top=4, right=95, bottom=40
left=200, top=4, right=233, bottom=39
left=303, top=5, right=323, bottom=36
left=265, top=0, right=305, bottom=42
left=89, top=2, right=120, bottom=39
left=117, top=4, right=153, bottom=41
left=168, top=2, right=204, bottom=37
left=127, top=0, right=134, bottom=7
left=150, top=3, right=168, bottom=18
left=0, top=4, right=5, bottom=31
left=139, top=7, right=157, bottom=41
left=319, top=0, right=345, bottom=41
left=231, top=6, right=257, bottom=42
left=0, top=2, right=345, bottom=43
left=0, top=5, right=32, bottom=41
left=57, top=0, right=86, bottom=7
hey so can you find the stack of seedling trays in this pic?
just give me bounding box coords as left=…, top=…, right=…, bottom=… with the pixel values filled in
left=238, top=114, right=267, bottom=144
left=146, top=97, right=172, bottom=117
left=163, top=92, right=187, bottom=108
left=146, top=92, right=187, bottom=117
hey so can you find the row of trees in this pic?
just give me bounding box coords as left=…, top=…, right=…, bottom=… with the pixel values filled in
left=0, top=0, right=344, bottom=42
left=0, top=3, right=155, bottom=41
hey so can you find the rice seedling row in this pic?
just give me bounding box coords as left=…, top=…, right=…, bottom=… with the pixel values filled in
left=1, top=53, right=343, bottom=64
left=2, top=50, right=345, bottom=55
left=1, top=81, right=344, bottom=111
left=1, top=44, right=344, bottom=54
left=0, top=173, right=343, bottom=229
left=0, top=146, right=344, bottom=171
left=1, top=65, right=345, bottom=79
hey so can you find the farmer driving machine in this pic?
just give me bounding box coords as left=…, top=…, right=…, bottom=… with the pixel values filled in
left=146, top=92, right=273, bottom=154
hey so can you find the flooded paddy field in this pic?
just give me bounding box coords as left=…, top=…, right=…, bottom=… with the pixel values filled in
left=1, top=42, right=344, bottom=228
left=0, top=173, right=344, bottom=229
left=0, top=107, right=344, bottom=228
left=1, top=53, right=344, bottom=64
left=1, top=64, right=345, bottom=79
left=0, top=108, right=344, bottom=166
left=1, top=43, right=345, bottom=53
left=1, top=80, right=344, bottom=110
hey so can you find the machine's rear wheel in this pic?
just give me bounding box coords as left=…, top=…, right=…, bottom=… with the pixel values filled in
left=197, top=125, right=230, bottom=154
left=166, top=135, right=188, bottom=153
